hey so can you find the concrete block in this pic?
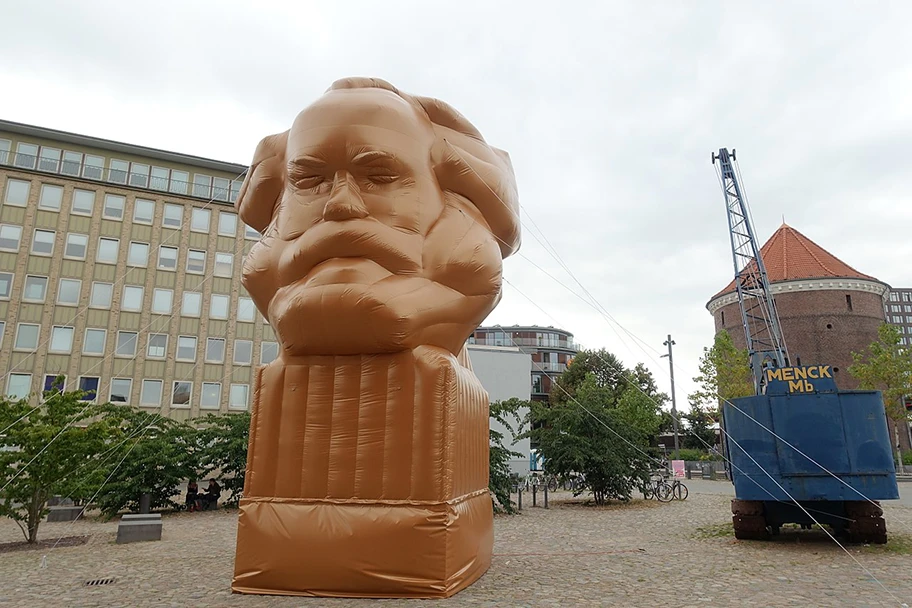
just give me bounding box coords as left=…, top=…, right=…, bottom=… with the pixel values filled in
left=47, top=506, right=84, bottom=522
left=116, top=514, right=162, bottom=544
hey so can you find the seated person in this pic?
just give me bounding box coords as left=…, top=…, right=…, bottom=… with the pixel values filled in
left=185, top=481, right=200, bottom=512
left=201, top=479, right=222, bottom=510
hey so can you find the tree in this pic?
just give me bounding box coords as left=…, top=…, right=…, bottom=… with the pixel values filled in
left=525, top=374, right=655, bottom=505
left=0, top=383, right=114, bottom=543
left=682, top=403, right=718, bottom=451
left=196, top=411, right=250, bottom=506
left=488, top=398, right=525, bottom=514
left=94, top=408, right=200, bottom=519
left=849, top=323, right=912, bottom=468
left=689, top=330, right=754, bottom=412
left=550, top=348, right=629, bottom=406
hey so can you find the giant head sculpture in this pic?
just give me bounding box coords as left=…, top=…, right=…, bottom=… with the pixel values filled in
left=237, top=77, right=521, bottom=357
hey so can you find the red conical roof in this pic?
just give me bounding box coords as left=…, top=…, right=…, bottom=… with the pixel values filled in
left=712, top=223, right=879, bottom=299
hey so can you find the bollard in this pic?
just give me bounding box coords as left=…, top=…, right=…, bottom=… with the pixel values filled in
left=518, top=488, right=522, bottom=511
left=544, top=485, right=549, bottom=509
left=139, top=493, right=151, bottom=514
left=532, top=485, right=537, bottom=507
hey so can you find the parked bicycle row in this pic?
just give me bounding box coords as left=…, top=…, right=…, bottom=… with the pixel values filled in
left=510, top=468, right=688, bottom=502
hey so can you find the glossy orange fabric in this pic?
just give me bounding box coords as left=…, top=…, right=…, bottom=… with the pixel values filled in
left=231, top=77, right=519, bottom=598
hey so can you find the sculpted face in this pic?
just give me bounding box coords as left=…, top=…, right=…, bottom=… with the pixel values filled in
left=239, top=81, right=520, bottom=358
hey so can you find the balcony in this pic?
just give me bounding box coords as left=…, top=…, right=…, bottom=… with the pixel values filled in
left=472, top=336, right=577, bottom=351
left=0, top=151, right=240, bottom=203
left=532, top=361, right=567, bottom=373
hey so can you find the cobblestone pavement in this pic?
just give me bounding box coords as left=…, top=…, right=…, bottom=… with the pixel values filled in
left=1, top=486, right=911, bottom=607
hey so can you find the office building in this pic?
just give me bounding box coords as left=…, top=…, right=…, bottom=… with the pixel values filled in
left=0, top=119, right=279, bottom=420
left=884, top=287, right=912, bottom=346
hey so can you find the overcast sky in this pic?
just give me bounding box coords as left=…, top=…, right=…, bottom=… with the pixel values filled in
left=2, top=1, right=910, bottom=410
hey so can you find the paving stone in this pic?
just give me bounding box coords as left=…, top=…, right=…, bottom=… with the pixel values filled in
left=0, top=488, right=910, bottom=607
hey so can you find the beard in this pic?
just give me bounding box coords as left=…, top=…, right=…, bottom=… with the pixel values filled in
left=269, top=271, right=499, bottom=357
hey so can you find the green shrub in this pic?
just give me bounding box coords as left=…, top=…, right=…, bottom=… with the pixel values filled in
left=675, top=449, right=706, bottom=462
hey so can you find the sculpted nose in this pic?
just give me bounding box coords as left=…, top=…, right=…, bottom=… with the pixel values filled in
left=323, top=171, right=368, bottom=221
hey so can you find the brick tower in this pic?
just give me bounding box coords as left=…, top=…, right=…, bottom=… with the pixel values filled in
left=707, top=223, right=891, bottom=391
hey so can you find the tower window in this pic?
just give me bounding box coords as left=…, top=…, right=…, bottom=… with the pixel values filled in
left=845, top=294, right=853, bottom=311
left=721, top=311, right=725, bottom=325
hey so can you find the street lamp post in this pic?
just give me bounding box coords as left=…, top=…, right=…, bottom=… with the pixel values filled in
left=662, top=334, right=680, bottom=460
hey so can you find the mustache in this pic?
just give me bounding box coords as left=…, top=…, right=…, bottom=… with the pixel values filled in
left=276, top=219, right=422, bottom=285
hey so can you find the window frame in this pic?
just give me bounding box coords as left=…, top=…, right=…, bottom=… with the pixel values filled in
left=82, top=328, right=107, bottom=355
left=14, top=323, right=40, bottom=351
left=171, top=380, right=192, bottom=408
left=71, top=188, right=96, bottom=216
left=115, top=330, right=138, bottom=358
left=205, top=337, right=226, bottom=363
left=0, top=224, right=23, bottom=252
left=89, top=281, right=114, bottom=309
left=176, top=335, right=198, bottom=362
left=121, top=285, right=144, bottom=311
left=151, top=288, right=173, bottom=314
left=109, top=377, right=133, bottom=404
left=158, top=245, right=178, bottom=271
left=96, top=237, right=120, bottom=264
left=229, top=384, right=250, bottom=410
left=23, top=275, right=49, bottom=303
left=38, top=183, right=64, bottom=211
left=200, top=382, right=221, bottom=410
left=49, top=325, right=75, bottom=354
left=56, top=278, right=82, bottom=306
left=3, top=178, right=31, bottom=206
left=140, top=379, right=164, bottom=407
left=147, top=333, right=168, bottom=359
left=133, top=198, right=155, bottom=224
left=127, top=241, right=150, bottom=267
left=31, top=229, right=56, bottom=256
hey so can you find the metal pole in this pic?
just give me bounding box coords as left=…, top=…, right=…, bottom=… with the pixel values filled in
left=663, top=335, right=680, bottom=460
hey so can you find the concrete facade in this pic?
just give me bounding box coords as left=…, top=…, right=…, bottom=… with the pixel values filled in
left=0, top=119, right=279, bottom=420
left=467, top=344, right=532, bottom=476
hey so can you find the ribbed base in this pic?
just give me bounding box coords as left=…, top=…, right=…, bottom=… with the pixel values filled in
left=231, top=491, right=493, bottom=598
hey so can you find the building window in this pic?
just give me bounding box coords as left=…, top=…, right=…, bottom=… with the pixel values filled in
left=71, top=189, right=95, bottom=215
left=150, top=166, right=170, bottom=191
left=186, top=250, right=206, bottom=274
left=210, top=294, right=229, bottom=319
left=13, top=323, right=41, bottom=351
left=0, top=139, right=9, bottom=164
left=905, top=306, right=912, bottom=313
left=206, top=338, right=225, bottom=363
left=237, top=297, right=255, bottom=322
left=201, top=382, right=221, bottom=409
left=158, top=245, right=178, bottom=270
left=891, top=305, right=900, bottom=313
left=147, top=333, right=168, bottom=358
left=229, top=179, right=243, bottom=203
left=116, top=331, right=138, bottom=357
left=0, top=224, right=22, bottom=251
left=133, top=198, right=155, bottom=224
left=177, top=336, right=197, bottom=361
left=894, top=315, right=903, bottom=323
left=6, top=374, right=32, bottom=400
left=152, top=288, right=173, bottom=314
left=23, top=275, right=48, bottom=302
left=60, top=151, right=82, bottom=176
left=261, top=341, right=279, bottom=365
left=163, top=203, right=183, bottom=228
left=122, top=285, right=144, bottom=311
left=38, top=184, right=64, bottom=211
left=83, top=328, right=106, bottom=355
left=532, top=374, right=543, bottom=394
left=214, top=253, right=233, bottom=277
left=77, top=377, right=100, bottom=402
left=181, top=291, right=202, bottom=317
left=32, top=229, right=56, bottom=256
left=193, top=174, right=212, bottom=198
left=36, top=147, right=60, bottom=172
left=213, top=177, right=230, bottom=201
left=96, top=237, right=119, bottom=264
left=0, top=272, right=12, bottom=299
left=57, top=278, right=81, bottom=305
left=140, top=379, right=163, bottom=406
left=4, top=178, right=30, bottom=206
left=890, top=293, right=900, bottom=302
left=15, top=143, right=38, bottom=168
left=846, top=294, right=853, bottom=312
left=43, top=374, right=66, bottom=395
left=244, top=224, right=261, bottom=240
left=108, top=159, right=129, bottom=184
left=170, top=171, right=189, bottom=195
left=127, top=242, right=149, bottom=267
left=110, top=378, right=133, bottom=403
left=191, top=208, right=211, bottom=232
left=83, top=155, right=104, bottom=180
left=64, top=233, right=88, bottom=259
left=229, top=384, right=249, bottom=410
left=172, top=381, right=192, bottom=407
left=90, top=281, right=114, bottom=308
left=234, top=339, right=253, bottom=365
left=103, top=194, right=125, bottom=220
left=49, top=326, right=74, bottom=353
left=129, top=163, right=149, bottom=188
left=218, top=212, right=237, bottom=236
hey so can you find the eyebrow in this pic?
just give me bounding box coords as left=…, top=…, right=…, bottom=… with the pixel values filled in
left=351, top=150, right=396, bottom=166
left=289, top=155, right=327, bottom=169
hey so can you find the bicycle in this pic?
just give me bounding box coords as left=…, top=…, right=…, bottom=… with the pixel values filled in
left=667, top=478, right=688, bottom=501
left=642, top=471, right=673, bottom=502
left=524, top=472, right=558, bottom=492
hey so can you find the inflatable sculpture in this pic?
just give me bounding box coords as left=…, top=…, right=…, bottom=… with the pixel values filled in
left=231, top=77, right=520, bottom=598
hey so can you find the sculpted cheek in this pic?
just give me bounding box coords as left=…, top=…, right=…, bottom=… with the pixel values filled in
left=423, top=207, right=502, bottom=297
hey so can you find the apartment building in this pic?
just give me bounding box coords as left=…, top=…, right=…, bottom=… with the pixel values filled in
left=469, top=325, right=578, bottom=403
left=0, top=119, right=278, bottom=421
left=884, top=287, right=912, bottom=346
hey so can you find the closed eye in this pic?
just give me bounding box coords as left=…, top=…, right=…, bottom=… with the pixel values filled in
left=292, top=175, right=326, bottom=190
left=367, top=173, right=398, bottom=184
